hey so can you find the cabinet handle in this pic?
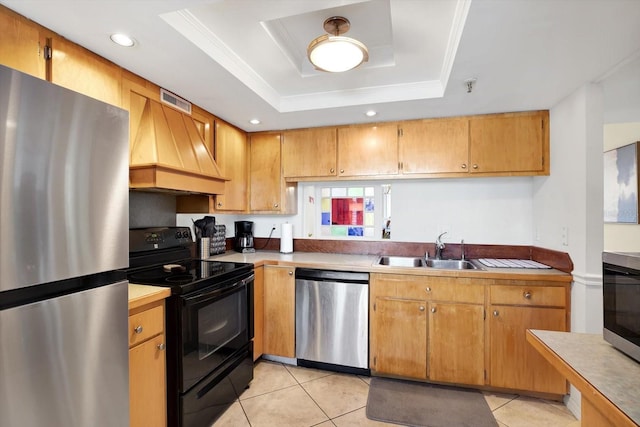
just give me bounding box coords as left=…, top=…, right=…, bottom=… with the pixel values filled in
left=523, top=291, right=532, bottom=299
left=217, top=202, right=222, bottom=208
left=425, top=287, right=431, bottom=292
left=419, top=306, right=425, bottom=311
left=431, top=307, right=436, bottom=313
left=274, top=203, right=279, bottom=208
left=493, top=310, right=499, bottom=317
left=461, top=163, right=467, bottom=169
left=340, top=169, right=345, bottom=174
left=472, top=164, right=479, bottom=169
left=157, top=343, right=166, bottom=351
left=134, top=325, right=143, bottom=334
left=288, top=271, right=293, bottom=276
left=330, top=168, right=335, bottom=173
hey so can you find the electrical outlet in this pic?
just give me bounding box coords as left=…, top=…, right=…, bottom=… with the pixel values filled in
left=561, top=226, right=568, bottom=246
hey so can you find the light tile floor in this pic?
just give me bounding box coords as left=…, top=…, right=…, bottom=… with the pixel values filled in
left=213, top=360, right=579, bottom=427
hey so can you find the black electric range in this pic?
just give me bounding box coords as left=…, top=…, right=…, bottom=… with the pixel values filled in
left=126, top=227, right=255, bottom=427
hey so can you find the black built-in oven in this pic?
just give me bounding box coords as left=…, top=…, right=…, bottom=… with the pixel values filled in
left=603, top=251, right=640, bottom=363
left=166, top=270, right=254, bottom=427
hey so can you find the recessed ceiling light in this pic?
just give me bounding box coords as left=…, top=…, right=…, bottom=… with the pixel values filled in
left=110, top=33, right=135, bottom=47
left=365, top=110, right=377, bottom=117
left=249, top=119, right=261, bottom=125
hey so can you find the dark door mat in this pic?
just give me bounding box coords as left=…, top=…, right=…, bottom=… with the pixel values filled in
left=366, top=377, right=498, bottom=427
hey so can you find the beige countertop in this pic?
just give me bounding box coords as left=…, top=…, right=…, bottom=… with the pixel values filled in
left=209, top=251, right=572, bottom=282
left=128, top=283, right=171, bottom=311
left=528, top=330, right=640, bottom=425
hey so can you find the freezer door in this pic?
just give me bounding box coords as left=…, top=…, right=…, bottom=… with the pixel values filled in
left=0, top=65, right=129, bottom=292
left=0, top=281, right=129, bottom=427
left=295, top=278, right=369, bottom=369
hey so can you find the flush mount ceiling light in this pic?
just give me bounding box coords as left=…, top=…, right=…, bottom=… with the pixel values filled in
left=110, top=33, right=135, bottom=47
left=307, top=16, right=369, bottom=73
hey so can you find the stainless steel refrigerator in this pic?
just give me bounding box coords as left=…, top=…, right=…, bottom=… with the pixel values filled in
left=0, top=64, right=130, bottom=427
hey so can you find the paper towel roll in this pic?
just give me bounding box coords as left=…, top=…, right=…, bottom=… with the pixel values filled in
left=280, top=223, right=293, bottom=253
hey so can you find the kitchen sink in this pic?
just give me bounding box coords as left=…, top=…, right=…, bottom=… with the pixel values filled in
left=424, top=259, right=478, bottom=270
left=377, top=256, right=426, bottom=267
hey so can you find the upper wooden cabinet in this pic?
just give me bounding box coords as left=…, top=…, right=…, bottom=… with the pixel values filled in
left=249, top=132, right=297, bottom=214
left=337, top=123, right=399, bottom=177
left=469, top=111, right=548, bottom=175
left=0, top=6, right=46, bottom=79
left=49, top=36, right=122, bottom=107
left=282, top=128, right=337, bottom=179
left=399, top=118, right=469, bottom=175
left=214, top=121, right=248, bottom=212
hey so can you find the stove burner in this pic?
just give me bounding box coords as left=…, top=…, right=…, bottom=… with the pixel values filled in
left=165, top=274, right=196, bottom=285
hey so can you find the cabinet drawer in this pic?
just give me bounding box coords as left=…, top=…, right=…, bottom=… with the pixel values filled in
left=129, top=304, right=164, bottom=348
left=425, top=279, right=484, bottom=304
left=490, top=285, right=565, bottom=307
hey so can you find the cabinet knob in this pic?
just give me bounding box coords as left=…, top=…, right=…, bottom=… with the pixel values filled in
left=425, top=287, right=431, bottom=292
left=340, top=169, right=345, bottom=174
left=419, top=306, right=425, bottom=311
left=134, top=325, right=143, bottom=334
left=288, top=271, right=293, bottom=276
left=493, top=310, right=499, bottom=317
left=461, top=163, right=467, bottom=169
left=330, top=168, right=335, bottom=173
left=472, top=164, right=479, bottom=169
left=274, top=203, right=279, bottom=208
left=431, top=307, right=437, bottom=313
left=157, top=343, right=166, bottom=351
left=217, top=202, right=222, bottom=207
left=523, top=291, right=532, bottom=299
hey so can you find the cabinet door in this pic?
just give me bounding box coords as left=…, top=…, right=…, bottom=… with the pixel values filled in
left=49, top=36, right=122, bottom=106
left=469, top=111, right=548, bottom=174
left=337, top=124, right=399, bottom=176
left=0, top=8, right=46, bottom=79
left=371, top=297, right=427, bottom=379
left=215, top=121, right=248, bottom=211
left=282, top=127, right=337, bottom=178
left=428, top=302, right=484, bottom=385
left=489, top=305, right=567, bottom=394
left=130, top=334, right=167, bottom=427
left=253, top=265, right=264, bottom=361
left=399, top=118, right=469, bottom=174
left=263, top=265, right=295, bottom=357
left=250, top=133, right=283, bottom=211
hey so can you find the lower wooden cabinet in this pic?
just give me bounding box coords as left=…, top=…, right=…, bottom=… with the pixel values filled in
left=428, top=302, right=485, bottom=385
left=129, top=299, right=167, bottom=427
left=372, top=296, right=427, bottom=379
left=263, top=265, right=296, bottom=357
left=370, top=274, right=485, bottom=384
left=370, top=273, right=570, bottom=395
left=253, top=265, right=264, bottom=361
left=489, top=303, right=567, bottom=394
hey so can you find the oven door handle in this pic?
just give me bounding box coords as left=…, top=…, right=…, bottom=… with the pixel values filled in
left=183, top=273, right=254, bottom=304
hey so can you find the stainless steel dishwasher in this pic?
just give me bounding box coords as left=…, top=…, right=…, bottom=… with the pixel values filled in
left=295, top=268, right=369, bottom=375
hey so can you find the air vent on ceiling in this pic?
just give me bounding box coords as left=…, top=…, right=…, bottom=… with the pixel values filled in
left=160, top=88, right=192, bottom=115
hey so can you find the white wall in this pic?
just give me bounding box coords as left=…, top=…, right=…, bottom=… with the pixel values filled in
left=533, top=83, right=605, bottom=420
left=533, top=83, right=604, bottom=335
left=603, top=122, right=640, bottom=251
left=178, top=177, right=535, bottom=247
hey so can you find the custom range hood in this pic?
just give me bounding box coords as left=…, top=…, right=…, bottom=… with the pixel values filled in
left=128, top=93, right=227, bottom=195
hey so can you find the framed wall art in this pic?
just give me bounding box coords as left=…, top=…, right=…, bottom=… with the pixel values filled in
left=604, top=141, right=639, bottom=223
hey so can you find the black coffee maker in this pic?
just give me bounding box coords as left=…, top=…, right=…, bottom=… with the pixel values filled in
left=234, top=221, right=255, bottom=253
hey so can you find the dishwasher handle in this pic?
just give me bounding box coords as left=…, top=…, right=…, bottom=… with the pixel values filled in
left=295, top=268, right=369, bottom=284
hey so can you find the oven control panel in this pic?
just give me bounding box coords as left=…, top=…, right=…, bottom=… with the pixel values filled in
left=130, top=227, right=193, bottom=252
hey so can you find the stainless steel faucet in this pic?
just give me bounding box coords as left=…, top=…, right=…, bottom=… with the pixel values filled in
left=461, top=239, right=465, bottom=261
left=435, top=232, right=447, bottom=260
